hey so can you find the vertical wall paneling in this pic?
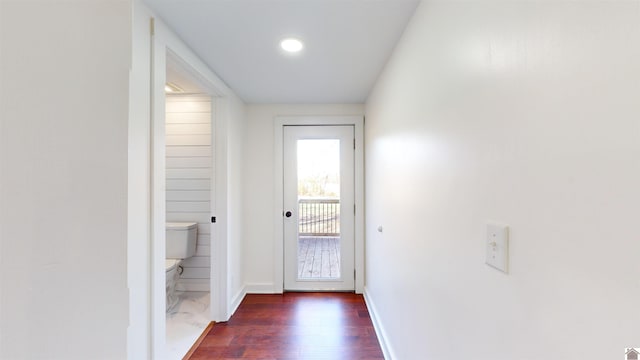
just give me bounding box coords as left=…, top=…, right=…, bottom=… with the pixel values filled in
left=166, top=95, right=213, bottom=291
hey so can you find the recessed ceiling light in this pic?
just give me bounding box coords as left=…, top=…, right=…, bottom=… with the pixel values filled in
left=280, top=38, right=304, bottom=53
left=165, top=82, right=183, bottom=93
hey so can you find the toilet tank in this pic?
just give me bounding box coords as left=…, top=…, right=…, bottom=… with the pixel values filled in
left=166, top=222, right=198, bottom=259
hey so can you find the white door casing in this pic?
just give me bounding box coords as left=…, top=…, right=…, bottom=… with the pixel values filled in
left=150, top=16, right=233, bottom=359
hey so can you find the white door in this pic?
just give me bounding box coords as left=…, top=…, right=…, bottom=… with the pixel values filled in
left=283, top=125, right=355, bottom=291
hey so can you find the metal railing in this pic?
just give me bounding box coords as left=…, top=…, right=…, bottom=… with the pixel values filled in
left=298, top=198, right=340, bottom=236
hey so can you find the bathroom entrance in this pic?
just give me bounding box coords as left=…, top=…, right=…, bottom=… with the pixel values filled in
left=150, top=41, right=229, bottom=359
left=164, top=86, right=214, bottom=358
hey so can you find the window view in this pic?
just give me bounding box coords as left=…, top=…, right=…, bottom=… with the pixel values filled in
left=297, top=139, right=341, bottom=279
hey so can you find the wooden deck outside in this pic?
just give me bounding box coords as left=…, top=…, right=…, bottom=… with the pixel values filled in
left=297, top=236, right=341, bottom=279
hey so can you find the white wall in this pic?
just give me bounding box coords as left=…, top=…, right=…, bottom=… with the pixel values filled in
left=166, top=95, right=213, bottom=291
left=365, top=1, right=640, bottom=359
left=0, top=1, right=130, bottom=359
left=243, top=104, right=364, bottom=292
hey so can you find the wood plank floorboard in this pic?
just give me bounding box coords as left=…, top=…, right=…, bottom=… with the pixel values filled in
left=186, top=293, right=384, bottom=360
left=298, top=237, right=340, bottom=279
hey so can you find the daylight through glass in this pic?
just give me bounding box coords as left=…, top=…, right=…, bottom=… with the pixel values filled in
left=296, top=139, right=341, bottom=280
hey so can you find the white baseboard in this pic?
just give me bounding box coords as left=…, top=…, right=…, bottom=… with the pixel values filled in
left=176, top=279, right=209, bottom=292
left=228, top=285, right=246, bottom=317
left=245, top=283, right=279, bottom=293
left=364, top=287, right=395, bottom=360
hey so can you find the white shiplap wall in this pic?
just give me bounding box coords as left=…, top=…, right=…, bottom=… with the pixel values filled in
left=166, top=95, right=213, bottom=291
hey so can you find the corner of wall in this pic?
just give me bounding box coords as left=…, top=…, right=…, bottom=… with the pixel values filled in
left=228, top=285, right=247, bottom=320
left=363, top=287, right=396, bottom=360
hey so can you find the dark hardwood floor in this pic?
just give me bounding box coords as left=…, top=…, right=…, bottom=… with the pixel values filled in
left=186, top=292, right=384, bottom=359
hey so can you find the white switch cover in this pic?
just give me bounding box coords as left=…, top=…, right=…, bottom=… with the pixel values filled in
left=486, top=223, right=509, bottom=273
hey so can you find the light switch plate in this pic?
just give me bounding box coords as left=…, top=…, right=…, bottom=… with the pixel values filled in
left=486, top=223, right=509, bottom=273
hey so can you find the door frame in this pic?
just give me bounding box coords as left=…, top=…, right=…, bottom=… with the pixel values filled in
left=274, top=116, right=364, bottom=293
left=149, top=15, right=233, bottom=359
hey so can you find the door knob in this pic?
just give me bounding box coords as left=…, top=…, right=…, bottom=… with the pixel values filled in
left=285, top=211, right=292, bottom=218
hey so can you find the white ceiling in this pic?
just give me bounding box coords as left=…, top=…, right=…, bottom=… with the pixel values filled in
left=144, top=0, right=420, bottom=104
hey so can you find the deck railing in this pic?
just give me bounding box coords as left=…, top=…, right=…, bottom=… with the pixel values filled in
left=298, top=198, right=340, bottom=236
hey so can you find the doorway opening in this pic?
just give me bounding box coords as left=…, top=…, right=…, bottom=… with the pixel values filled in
left=163, top=52, right=214, bottom=359
left=149, top=19, right=233, bottom=360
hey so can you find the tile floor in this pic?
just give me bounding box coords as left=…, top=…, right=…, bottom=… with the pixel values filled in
left=166, top=291, right=211, bottom=360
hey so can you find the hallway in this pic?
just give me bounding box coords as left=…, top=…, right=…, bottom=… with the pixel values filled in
left=186, top=293, right=383, bottom=359
left=3, top=1, right=640, bottom=359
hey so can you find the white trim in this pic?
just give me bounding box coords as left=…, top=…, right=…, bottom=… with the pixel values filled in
left=363, top=287, right=395, bottom=360
left=213, top=96, right=229, bottom=321
left=353, top=118, right=365, bottom=294
left=245, top=283, right=279, bottom=293
left=150, top=22, right=167, bottom=359
left=273, top=119, right=285, bottom=294
left=273, top=115, right=365, bottom=294
left=128, top=3, right=154, bottom=359
left=228, top=285, right=247, bottom=318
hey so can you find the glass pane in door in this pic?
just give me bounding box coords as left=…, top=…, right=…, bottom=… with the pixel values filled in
left=296, top=139, right=341, bottom=280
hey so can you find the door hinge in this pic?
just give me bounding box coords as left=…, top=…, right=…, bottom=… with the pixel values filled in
left=354, top=204, right=356, bottom=215
left=211, top=216, right=216, bottom=223
left=354, top=269, right=356, bottom=280
left=353, top=138, right=356, bottom=149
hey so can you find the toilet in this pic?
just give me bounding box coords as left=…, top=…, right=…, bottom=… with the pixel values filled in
left=165, top=222, right=198, bottom=312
